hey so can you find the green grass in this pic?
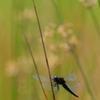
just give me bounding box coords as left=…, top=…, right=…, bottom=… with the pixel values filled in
left=0, top=0, right=100, bottom=100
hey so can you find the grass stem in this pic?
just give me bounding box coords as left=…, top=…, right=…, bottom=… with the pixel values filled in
left=71, top=49, right=96, bottom=100
left=32, top=0, right=55, bottom=100
left=51, top=0, right=63, bottom=24
left=88, top=9, right=100, bottom=38
left=22, top=27, right=49, bottom=100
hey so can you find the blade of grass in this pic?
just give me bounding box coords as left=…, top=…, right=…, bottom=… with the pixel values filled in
left=31, top=0, right=55, bottom=100
left=50, top=1, right=97, bottom=98
left=21, top=27, right=48, bottom=100
left=63, top=37, right=96, bottom=99
left=83, top=0, right=100, bottom=38
left=98, top=0, right=100, bottom=6
left=88, top=9, right=100, bottom=38
left=51, top=0, right=63, bottom=24
left=71, top=48, right=96, bottom=100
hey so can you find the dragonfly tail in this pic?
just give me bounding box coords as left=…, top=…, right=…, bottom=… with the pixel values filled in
left=62, top=83, right=79, bottom=98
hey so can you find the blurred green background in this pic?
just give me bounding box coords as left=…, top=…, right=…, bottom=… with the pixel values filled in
left=0, top=0, right=100, bottom=100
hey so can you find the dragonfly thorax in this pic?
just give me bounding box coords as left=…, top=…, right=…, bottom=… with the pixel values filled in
left=53, top=76, right=66, bottom=85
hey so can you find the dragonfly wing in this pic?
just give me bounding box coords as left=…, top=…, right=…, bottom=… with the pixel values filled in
left=39, top=81, right=62, bottom=94
left=39, top=82, right=52, bottom=90
left=33, top=74, right=61, bottom=93
left=64, top=73, right=77, bottom=81
left=53, top=83, right=61, bottom=94
left=66, top=81, right=82, bottom=90
left=33, top=74, right=50, bottom=82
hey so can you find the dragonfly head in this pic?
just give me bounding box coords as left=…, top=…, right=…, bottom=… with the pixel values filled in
left=52, top=76, right=57, bottom=80
left=52, top=76, right=65, bottom=85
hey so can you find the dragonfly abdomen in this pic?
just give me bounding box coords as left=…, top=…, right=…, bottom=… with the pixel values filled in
left=62, top=83, right=79, bottom=98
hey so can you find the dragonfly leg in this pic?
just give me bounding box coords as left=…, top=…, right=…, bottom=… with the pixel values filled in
left=57, top=84, right=60, bottom=91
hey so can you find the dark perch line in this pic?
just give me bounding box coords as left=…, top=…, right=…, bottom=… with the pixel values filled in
left=31, top=0, right=55, bottom=100
left=22, top=28, right=48, bottom=100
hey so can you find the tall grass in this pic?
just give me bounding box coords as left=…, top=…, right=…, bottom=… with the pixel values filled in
left=0, top=0, right=100, bottom=100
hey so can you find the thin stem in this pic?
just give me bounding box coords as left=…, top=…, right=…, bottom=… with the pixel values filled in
left=22, top=28, right=48, bottom=100
left=98, top=0, right=100, bottom=6
left=51, top=0, right=63, bottom=24
left=32, top=0, right=55, bottom=100
left=88, top=9, right=100, bottom=38
left=71, top=49, right=96, bottom=100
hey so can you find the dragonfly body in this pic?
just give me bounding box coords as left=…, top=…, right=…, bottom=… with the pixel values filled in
left=53, top=76, right=65, bottom=84
left=33, top=73, right=82, bottom=98
left=53, top=76, right=78, bottom=97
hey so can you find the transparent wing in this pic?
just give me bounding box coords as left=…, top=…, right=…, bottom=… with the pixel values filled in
left=33, top=73, right=77, bottom=82
left=39, top=81, right=62, bottom=94
left=64, top=73, right=82, bottom=90
left=33, top=74, right=62, bottom=93
left=39, top=82, right=52, bottom=90
left=33, top=74, right=50, bottom=82
left=64, top=73, right=77, bottom=81
left=66, top=81, right=82, bottom=90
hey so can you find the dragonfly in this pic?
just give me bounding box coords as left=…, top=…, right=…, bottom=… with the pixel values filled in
left=33, top=73, right=82, bottom=97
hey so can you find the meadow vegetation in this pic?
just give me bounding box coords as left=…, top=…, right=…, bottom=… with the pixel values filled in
left=0, top=0, right=100, bottom=100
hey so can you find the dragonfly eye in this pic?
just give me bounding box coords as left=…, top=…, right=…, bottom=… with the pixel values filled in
left=52, top=76, right=56, bottom=79
left=54, top=76, right=57, bottom=78
left=52, top=76, right=57, bottom=82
